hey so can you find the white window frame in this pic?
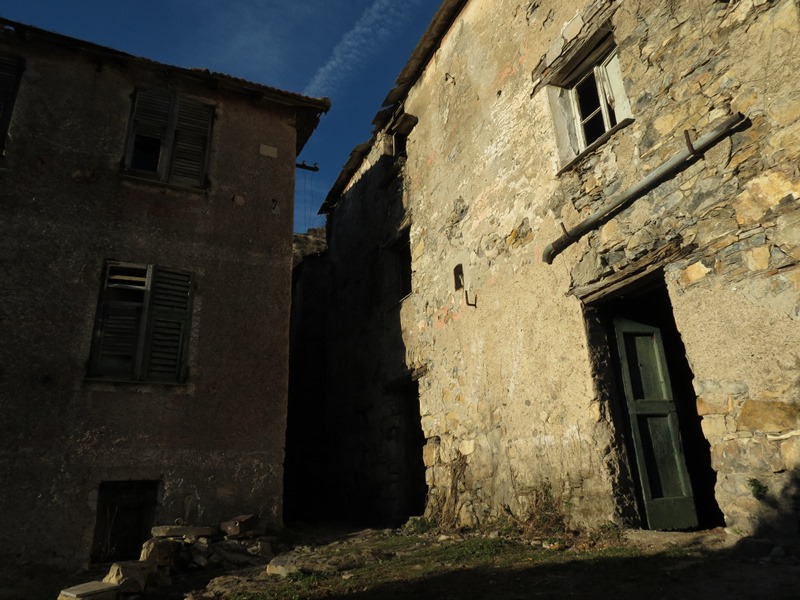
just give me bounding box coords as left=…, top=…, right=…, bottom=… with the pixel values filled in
left=546, top=34, right=633, bottom=172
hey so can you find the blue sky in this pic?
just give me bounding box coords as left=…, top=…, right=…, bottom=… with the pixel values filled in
left=1, top=1, right=441, bottom=232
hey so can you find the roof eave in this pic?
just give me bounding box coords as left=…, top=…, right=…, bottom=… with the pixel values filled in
left=319, top=0, right=469, bottom=215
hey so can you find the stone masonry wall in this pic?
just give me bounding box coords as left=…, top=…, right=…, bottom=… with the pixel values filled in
left=325, top=0, right=800, bottom=534
left=0, top=28, right=310, bottom=567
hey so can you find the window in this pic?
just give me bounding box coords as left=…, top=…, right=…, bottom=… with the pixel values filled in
left=88, top=261, right=194, bottom=383
left=123, top=89, right=214, bottom=188
left=546, top=34, right=633, bottom=168
left=392, top=132, right=408, bottom=158
left=385, top=229, right=412, bottom=302
left=0, top=53, right=23, bottom=156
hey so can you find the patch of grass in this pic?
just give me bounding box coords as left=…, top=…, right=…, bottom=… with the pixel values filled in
left=748, top=478, right=768, bottom=501
left=212, top=528, right=662, bottom=600
left=418, top=537, right=523, bottom=564
left=230, top=571, right=333, bottom=600
left=402, top=516, right=437, bottom=535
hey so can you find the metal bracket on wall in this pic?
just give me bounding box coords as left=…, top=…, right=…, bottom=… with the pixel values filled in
left=454, top=264, right=477, bottom=307
left=541, top=111, right=748, bottom=264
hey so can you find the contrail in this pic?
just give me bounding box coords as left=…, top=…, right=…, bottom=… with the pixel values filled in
left=304, top=0, right=423, bottom=98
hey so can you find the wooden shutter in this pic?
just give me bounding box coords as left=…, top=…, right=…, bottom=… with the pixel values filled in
left=126, top=89, right=172, bottom=174
left=89, top=262, right=150, bottom=380
left=142, top=266, right=194, bottom=382
left=168, top=98, right=213, bottom=187
left=0, top=54, right=23, bottom=152
left=602, top=52, right=633, bottom=121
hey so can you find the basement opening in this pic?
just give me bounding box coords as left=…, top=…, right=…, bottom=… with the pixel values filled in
left=585, top=274, right=724, bottom=530
left=91, top=480, right=160, bottom=564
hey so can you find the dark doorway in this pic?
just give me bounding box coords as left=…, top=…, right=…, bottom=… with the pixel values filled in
left=91, top=480, right=159, bottom=564
left=587, top=276, right=724, bottom=530
left=391, top=379, right=428, bottom=522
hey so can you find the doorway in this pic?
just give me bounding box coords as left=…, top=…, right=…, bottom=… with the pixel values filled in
left=91, top=480, right=159, bottom=563
left=587, top=276, right=723, bottom=530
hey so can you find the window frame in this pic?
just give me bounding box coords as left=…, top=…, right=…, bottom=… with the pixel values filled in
left=87, top=260, right=195, bottom=384
left=0, top=53, right=24, bottom=158
left=546, top=33, right=633, bottom=171
left=569, top=50, right=619, bottom=151
left=122, top=88, right=215, bottom=189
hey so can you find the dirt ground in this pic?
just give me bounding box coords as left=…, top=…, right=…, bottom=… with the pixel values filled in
left=8, top=526, right=798, bottom=600
left=180, top=526, right=799, bottom=600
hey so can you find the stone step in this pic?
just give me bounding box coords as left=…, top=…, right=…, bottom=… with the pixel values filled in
left=58, top=580, right=120, bottom=599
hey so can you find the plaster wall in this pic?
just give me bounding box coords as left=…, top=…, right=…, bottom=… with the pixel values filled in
left=325, top=0, right=800, bottom=533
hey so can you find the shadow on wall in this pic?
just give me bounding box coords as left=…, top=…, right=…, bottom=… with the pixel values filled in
left=284, top=151, right=427, bottom=527
left=732, top=466, right=800, bottom=552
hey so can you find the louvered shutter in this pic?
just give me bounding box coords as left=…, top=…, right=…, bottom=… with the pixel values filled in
left=89, top=263, right=150, bottom=380
left=168, top=98, right=213, bottom=187
left=142, top=266, right=194, bottom=382
left=0, top=54, right=23, bottom=152
left=127, top=89, right=172, bottom=174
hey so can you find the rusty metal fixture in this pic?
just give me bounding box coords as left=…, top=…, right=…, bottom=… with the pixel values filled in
left=220, top=514, right=259, bottom=536
left=542, top=111, right=747, bottom=264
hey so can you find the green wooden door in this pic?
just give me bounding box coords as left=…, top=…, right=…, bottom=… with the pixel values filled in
left=614, top=318, right=698, bottom=530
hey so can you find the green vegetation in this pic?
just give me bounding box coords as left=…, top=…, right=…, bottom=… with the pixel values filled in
left=222, top=525, right=678, bottom=600
left=747, top=478, right=769, bottom=501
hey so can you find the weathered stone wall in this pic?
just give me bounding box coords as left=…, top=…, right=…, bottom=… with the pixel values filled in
left=299, top=148, right=427, bottom=525
left=322, top=0, right=800, bottom=535
left=0, top=26, right=315, bottom=567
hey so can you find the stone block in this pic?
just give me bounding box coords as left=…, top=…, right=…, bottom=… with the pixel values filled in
left=266, top=554, right=299, bottom=577
left=140, top=537, right=180, bottom=566
left=738, top=400, right=800, bottom=433
left=679, top=261, right=711, bottom=286
left=151, top=525, right=219, bottom=538
left=779, top=436, right=800, bottom=469
left=459, top=439, right=476, bottom=456
left=772, top=0, right=800, bottom=33
left=58, top=581, right=120, bottom=599
left=546, top=36, right=565, bottom=67
left=713, top=438, right=785, bottom=473
left=700, top=415, right=729, bottom=438
left=773, top=212, right=800, bottom=260
left=696, top=394, right=732, bottom=416
left=744, top=246, right=771, bottom=271
left=562, top=14, right=584, bottom=41
left=733, top=169, right=798, bottom=225
left=422, top=442, right=438, bottom=467
left=103, top=560, right=152, bottom=593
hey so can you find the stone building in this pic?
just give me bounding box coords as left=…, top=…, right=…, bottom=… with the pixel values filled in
left=0, top=18, right=329, bottom=568
left=308, top=0, right=800, bottom=536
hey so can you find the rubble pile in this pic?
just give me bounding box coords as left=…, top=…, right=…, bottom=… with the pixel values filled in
left=57, top=515, right=276, bottom=599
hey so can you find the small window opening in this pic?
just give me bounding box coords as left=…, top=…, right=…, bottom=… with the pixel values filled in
left=386, top=229, right=412, bottom=302
left=91, top=480, right=159, bottom=564
left=393, top=133, right=408, bottom=158
left=130, top=135, right=162, bottom=172
left=545, top=29, right=633, bottom=168
left=454, top=264, right=464, bottom=291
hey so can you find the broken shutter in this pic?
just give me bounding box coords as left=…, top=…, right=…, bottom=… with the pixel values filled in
left=601, top=52, right=633, bottom=122
left=168, top=98, right=213, bottom=187
left=142, top=266, right=194, bottom=383
left=0, top=54, right=23, bottom=152
left=127, top=89, right=172, bottom=174
left=614, top=318, right=698, bottom=530
left=89, top=263, right=151, bottom=380
left=89, top=262, right=194, bottom=383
